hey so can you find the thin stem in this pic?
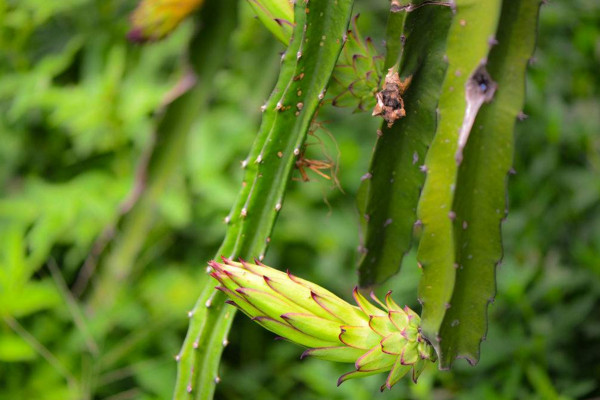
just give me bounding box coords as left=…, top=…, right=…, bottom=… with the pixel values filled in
left=3, top=315, right=79, bottom=390
left=48, top=258, right=100, bottom=356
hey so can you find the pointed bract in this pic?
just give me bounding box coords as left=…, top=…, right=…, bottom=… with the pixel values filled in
left=384, top=358, right=412, bottom=391
left=339, top=325, right=381, bottom=350
left=301, top=346, right=364, bottom=363
left=281, top=313, right=341, bottom=343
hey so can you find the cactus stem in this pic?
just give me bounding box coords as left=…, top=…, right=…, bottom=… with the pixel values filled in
left=205, top=291, right=216, bottom=308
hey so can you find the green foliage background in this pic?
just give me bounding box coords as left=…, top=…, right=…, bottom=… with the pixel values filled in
left=1, top=0, right=599, bottom=399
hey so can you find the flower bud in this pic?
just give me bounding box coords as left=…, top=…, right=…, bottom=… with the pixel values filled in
left=209, top=258, right=436, bottom=390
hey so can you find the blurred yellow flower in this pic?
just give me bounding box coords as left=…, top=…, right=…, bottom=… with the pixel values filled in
left=128, top=0, right=205, bottom=42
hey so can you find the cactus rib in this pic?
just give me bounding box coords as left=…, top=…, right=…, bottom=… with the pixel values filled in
left=357, top=4, right=452, bottom=287
left=174, top=1, right=355, bottom=398
left=438, top=0, right=542, bottom=368
left=415, top=0, right=503, bottom=358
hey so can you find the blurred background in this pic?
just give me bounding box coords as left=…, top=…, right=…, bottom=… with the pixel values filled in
left=0, top=0, right=599, bottom=399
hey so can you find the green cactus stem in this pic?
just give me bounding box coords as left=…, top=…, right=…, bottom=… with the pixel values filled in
left=357, top=4, right=452, bottom=287
left=210, top=259, right=436, bottom=391
left=437, top=0, right=542, bottom=368
left=383, top=6, right=406, bottom=70
left=174, top=1, right=355, bottom=399
left=415, top=0, right=502, bottom=357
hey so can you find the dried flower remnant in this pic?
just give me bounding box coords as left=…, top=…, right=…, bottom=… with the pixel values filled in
left=292, top=118, right=343, bottom=190
left=295, top=151, right=335, bottom=182
left=372, top=68, right=412, bottom=128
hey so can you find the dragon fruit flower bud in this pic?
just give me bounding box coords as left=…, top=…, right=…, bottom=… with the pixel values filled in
left=209, top=258, right=436, bottom=390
